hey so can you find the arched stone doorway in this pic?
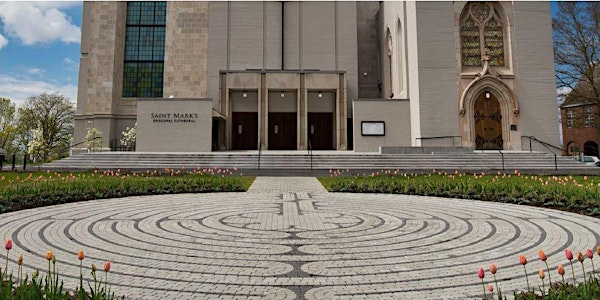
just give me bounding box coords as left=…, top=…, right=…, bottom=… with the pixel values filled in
left=474, top=91, right=503, bottom=150
left=584, top=141, right=599, bottom=157
left=459, top=75, right=520, bottom=150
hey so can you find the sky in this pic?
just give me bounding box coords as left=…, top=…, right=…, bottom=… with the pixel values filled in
left=0, top=1, right=561, bottom=108
left=0, top=1, right=82, bottom=107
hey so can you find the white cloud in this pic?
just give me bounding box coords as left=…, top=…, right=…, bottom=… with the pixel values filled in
left=26, top=68, right=45, bottom=75
left=556, top=86, right=573, bottom=96
left=0, top=32, right=7, bottom=49
left=0, top=2, right=81, bottom=45
left=0, top=74, right=77, bottom=107
left=63, top=57, right=74, bottom=64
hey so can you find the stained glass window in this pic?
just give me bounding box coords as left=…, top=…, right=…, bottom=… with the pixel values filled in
left=460, top=2, right=505, bottom=67
left=123, top=2, right=166, bottom=98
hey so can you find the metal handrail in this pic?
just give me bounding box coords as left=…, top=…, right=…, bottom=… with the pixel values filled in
left=498, top=149, right=505, bottom=171
left=521, top=136, right=563, bottom=153
left=258, top=139, right=262, bottom=170
left=308, top=138, right=313, bottom=170
left=53, top=136, right=103, bottom=158
left=415, top=135, right=462, bottom=147
left=521, top=136, right=561, bottom=170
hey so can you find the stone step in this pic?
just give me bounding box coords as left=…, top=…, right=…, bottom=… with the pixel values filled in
left=39, top=151, right=598, bottom=173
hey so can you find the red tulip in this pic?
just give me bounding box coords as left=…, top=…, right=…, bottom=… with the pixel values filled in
left=519, top=255, right=527, bottom=265
left=4, top=239, right=12, bottom=251
left=103, top=261, right=111, bottom=272
left=538, top=249, right=547, bottom=262
left=539, top=269, right=545, bottom=279
left=586, top=248, right=593, bottom=259
left=489, top=263, right=497, bottom=275
left=565, top=249, right=573, bottom=260
left=478, top=267, right=485, bottom=279
left=488, top=284, right=494, bottom=292
left=577, top=252, right=584, bottom=262
left=557, top=265, right=565, bottom=276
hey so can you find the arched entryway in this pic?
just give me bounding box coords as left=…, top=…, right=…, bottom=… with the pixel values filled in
left=474, top=91, right=503, bottom=150
left=584, top=141, right=599, bottom=157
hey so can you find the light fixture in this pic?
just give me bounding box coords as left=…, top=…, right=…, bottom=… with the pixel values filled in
left=485, top=91, right=491, bottom=99
left=280, top=92, right=285, bottom=98
left=318, top=91, right=323, bottom=99
left=242, top=91, right=247, bottom=98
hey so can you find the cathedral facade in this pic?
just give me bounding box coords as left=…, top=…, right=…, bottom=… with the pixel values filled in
left=73, top=1, right=558, bottom=153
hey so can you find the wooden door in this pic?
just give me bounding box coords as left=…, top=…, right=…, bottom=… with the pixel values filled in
left=268, top=113, right=297, bottom=150
left=232, top=112, right=258, bottom=150
left=308, top=113, right=333, bottom=150
left=474, top=94, right=503, bottom=150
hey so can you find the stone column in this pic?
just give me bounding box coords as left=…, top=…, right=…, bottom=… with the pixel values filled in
left=298, top=74, right=307, bottom=150
left=260, top=73, right=268, bottom=150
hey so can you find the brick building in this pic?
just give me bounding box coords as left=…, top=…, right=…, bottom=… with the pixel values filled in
left=561, top=101, right=600, bottom=157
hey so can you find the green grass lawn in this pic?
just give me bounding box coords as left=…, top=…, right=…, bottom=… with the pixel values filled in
left=319, top=169, right=600, bottom=217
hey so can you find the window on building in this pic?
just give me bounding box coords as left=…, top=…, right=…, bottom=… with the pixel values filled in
left=460, top=2, right=505, bottom=67
left=566, top=108, right=575, bottom=128
left=584, top=106, right=594, bottom=127
left=123, top=2, right=166, bottom=98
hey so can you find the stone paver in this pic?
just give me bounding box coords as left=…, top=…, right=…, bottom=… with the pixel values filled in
left=0, top=177, right=598, bottom=299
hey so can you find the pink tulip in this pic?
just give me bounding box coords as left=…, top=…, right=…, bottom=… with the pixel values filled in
left=478, top=267, right=485, bottom=279
left=4, top=239, right=12, bottom=251
left=565, top=249, right=573, bottom=260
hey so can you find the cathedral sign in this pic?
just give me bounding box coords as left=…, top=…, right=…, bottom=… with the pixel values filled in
left=136, top=98, right=212, bottom=152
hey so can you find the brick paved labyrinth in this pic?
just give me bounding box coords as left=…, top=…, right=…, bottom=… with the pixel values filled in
left=0, top=177, right=598, bottom=299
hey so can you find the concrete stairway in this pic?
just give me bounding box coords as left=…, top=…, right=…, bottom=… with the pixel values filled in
left=40, top=151, right=599, bottom=174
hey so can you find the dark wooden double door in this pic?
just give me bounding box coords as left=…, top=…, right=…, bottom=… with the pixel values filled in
left=232, top=112, right=258, bottom=150
left=474, top=94, right=503, bottom=150
left=269, top=113, right=297, bottom=150
left=308, top=113, right=334, bottom=150
left=232, top=112, right=333, bottom=150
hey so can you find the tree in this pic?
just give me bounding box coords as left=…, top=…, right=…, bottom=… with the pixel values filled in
left=553, top=2, right=600, bottom=103
left=85, top=122, right=103, bottom=152
left=18, top=92, right=74, bottom=161
left=0, top=97, right=18, bottom=154
left=120, top=123, right=136, bottom=150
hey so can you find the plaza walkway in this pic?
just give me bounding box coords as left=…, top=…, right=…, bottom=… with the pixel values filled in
left=0, top=177, right=598, bottom=299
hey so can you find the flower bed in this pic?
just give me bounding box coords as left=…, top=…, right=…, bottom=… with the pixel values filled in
left=319, top=170, right=600, bottom=217
left=479, top=247, right=600, bottom=299
left=0, top=168, right=254, bottom=214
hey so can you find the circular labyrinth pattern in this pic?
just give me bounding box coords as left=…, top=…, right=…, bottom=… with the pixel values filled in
left=0, top=177, right=598, bottom=300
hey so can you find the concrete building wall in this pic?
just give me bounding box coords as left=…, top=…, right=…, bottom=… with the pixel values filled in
left=413, top=1, right=460, bottom=140
left=207, top=2, right=228, bottom=110
left=163, top=2, right=209, bottom=98
left=356, top=2, right=381, bottom=99
left=512, top=2, right=560, bottom=150
left=353, top=99, right=411, bottom=152
left=73, top=2, right=125, bottom=151
left=404, top=2, right=422, bottom=146
left=229, top=2, right=265, bottom=70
